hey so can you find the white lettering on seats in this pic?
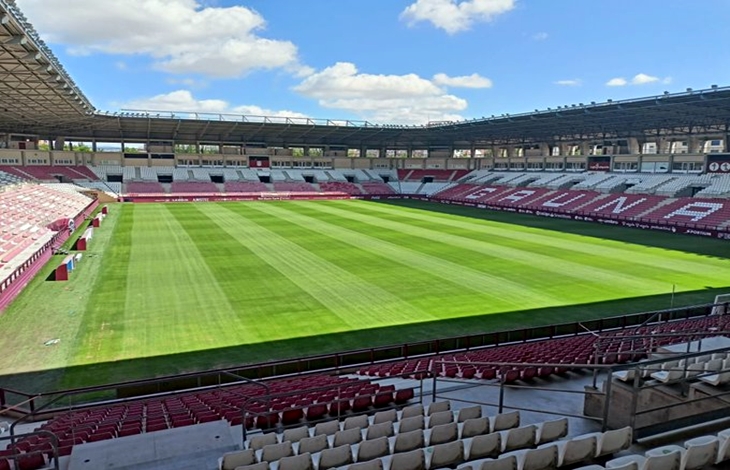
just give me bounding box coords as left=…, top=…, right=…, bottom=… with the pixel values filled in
left=498, top=190, right=536, bottom=203
left=541, top=193, right=586, bottom=208
left=465, top=187, right=498, bottom=199
left=663, top=202, right=723, bottom=222
left=594, top=196, right=647, bottom=214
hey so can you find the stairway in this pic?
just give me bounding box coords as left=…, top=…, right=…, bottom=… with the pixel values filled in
left=636, top=198, right=676, bottom=218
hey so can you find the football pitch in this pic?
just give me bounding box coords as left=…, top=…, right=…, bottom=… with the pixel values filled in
left=1, top=199, right=730, bottom=393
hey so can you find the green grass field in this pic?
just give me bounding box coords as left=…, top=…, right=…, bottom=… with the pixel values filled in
left=1, top=199, right=729, bottom=393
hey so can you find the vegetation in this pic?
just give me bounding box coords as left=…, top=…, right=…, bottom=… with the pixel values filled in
left=0, top=200, right=728, bottom=393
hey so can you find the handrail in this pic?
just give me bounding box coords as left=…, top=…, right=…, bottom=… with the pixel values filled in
left=1, top=429, right=60, bottom=470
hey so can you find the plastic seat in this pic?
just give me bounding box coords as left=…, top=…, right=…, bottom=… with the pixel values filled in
left=334, top=427, right=362, bottom=447
left=429, top=440, right=464, bottom=469
left=319, top=445, right=352, bottom=470
left=390, top=448, right=425, bottom=470
left=357, top=436, right=390, bottom=461
left=221, top=448, right=256, bottom=470
left=278, top=452, right=313, bottom=470
left=366, top=421, right=394, bottom=440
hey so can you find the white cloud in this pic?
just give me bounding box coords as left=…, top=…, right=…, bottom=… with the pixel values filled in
left=114, top=61, right=127, bottom=71
left=432, top=73, right=493, bottom=88
left=606, top=73, right=671, bottom=87
left=400, top=0, right=515, bottom=34
left=16, top=0, right=309, bottom=78
left=606, top=77, right=628, bottom=87
left=532, top=32, right=549, bottom=41
left=166, top=77, right=208, bottom=89
left=554, top=79, right=582, bottom=86
left=631, top=73, right=659, bottom=85
left=294, top=62, right=474, bottom=124
left=120, top=90, right=307, bottom=118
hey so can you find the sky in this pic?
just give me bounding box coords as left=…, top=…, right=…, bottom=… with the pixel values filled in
left=14, top=0, right=730, bottom=125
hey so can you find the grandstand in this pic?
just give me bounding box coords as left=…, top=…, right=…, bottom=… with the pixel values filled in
left=2, top=1, right=730, bottom=470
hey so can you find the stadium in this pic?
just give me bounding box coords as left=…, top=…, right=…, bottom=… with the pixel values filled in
left=0, top=1, right=730, bottom=469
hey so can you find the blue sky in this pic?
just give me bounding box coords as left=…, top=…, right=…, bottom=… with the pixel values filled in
left=15, top=0, right=730, bottom=124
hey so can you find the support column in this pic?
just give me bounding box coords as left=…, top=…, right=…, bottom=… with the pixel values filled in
left=53, top=137, right=65, bottom=151
left=688, top=136, right=703, bottom=154
left=580, top=142, right=590, bottom=156
left=628, top=137, right=641, bottom=155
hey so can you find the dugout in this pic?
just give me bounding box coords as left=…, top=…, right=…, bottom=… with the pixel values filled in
left=54, top=255, right=75, bottom=281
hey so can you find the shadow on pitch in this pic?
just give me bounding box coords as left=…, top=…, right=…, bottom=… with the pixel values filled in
left=1, top=286, right=728, bottom=400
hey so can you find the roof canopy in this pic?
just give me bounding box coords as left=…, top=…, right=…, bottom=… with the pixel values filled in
left=0, top=1, right=728, bottom=148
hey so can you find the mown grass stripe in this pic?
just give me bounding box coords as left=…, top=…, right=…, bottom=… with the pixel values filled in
left=206, top=203, right=434, bottom=329
left=247, top=201, right=564, bottom=307
left=303, top=201, right=678, bottom=293
left=339, top=200, right=730, bottom=276
left=170, top=203, right=347, bottom=341
left=221, top=203, right=514, bottom=318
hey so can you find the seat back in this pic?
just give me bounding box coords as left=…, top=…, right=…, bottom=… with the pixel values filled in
left=428, top=401, right=450, bottom=416
left=461, top=417, right=490, bottom=438
left=373, top=409, right=397, bottom=424
left=261, top=441, right=294, bottom=463
left=299, top=434, right=329, bottom=454
left=522, top=444, right=558, bottom=470
left=250, top=432, right=278, bottom=450
left=467, top=432, right=501, bottom=460
left=537, top=418, right=568, bottom=444
left=478, top=454, right=517, bottom=470
left=457, top=405, right=482, bottom=422
left=390, top=448, right=425, bottom=470
left=334, top=427, right=362, bottom=447
left=492, top=411, right=520, bottom=432
left=559, top=435, right=596, bottom=467
left=429, top=410, right=454, bottom=428
left=401, top=404, right=424, bottom=419
left=430, top=440, right=464, bottom=469
left=502, top=425, right=536, bottom=452
left=283, top=425, right=309, bottom=444
left=221, top=448, right=256, bottom=470
left=315, top=420, right=340, bottom=436
left=366, top=421, right=394, bottom=440
left=429, top=422, right=458, bottom=445
left=645, top=450, right=681, bottom=470
left=344, top=415, right=369, bottom=430
left=394, top=429, right=424, bottom=453
left=683, top=436, right=719, bottom=470
left=399, top=415, right=425, bottom=433
left=598, top=426, right=632, bottom=456
left=357, top=436, right=390, bottom=461
left=319, top=445, right=353, bottom=470
left=278, top=452, right=314, bottom=470
left=347, top=459, right=383, bottom=470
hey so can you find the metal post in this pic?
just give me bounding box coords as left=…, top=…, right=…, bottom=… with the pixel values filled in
left=602, top=372, right=613, bottom=432
left=498, top=369, right=506, bottom=413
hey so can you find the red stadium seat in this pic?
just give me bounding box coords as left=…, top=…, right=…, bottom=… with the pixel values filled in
left=395, top=388, right=414, bottom=404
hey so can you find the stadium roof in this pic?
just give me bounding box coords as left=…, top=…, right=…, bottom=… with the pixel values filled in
left=76, top=88, right=730, bottom=148
left=0, top=0, right=94, bottom=134
left=0, top=1, right=729, bottom=148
